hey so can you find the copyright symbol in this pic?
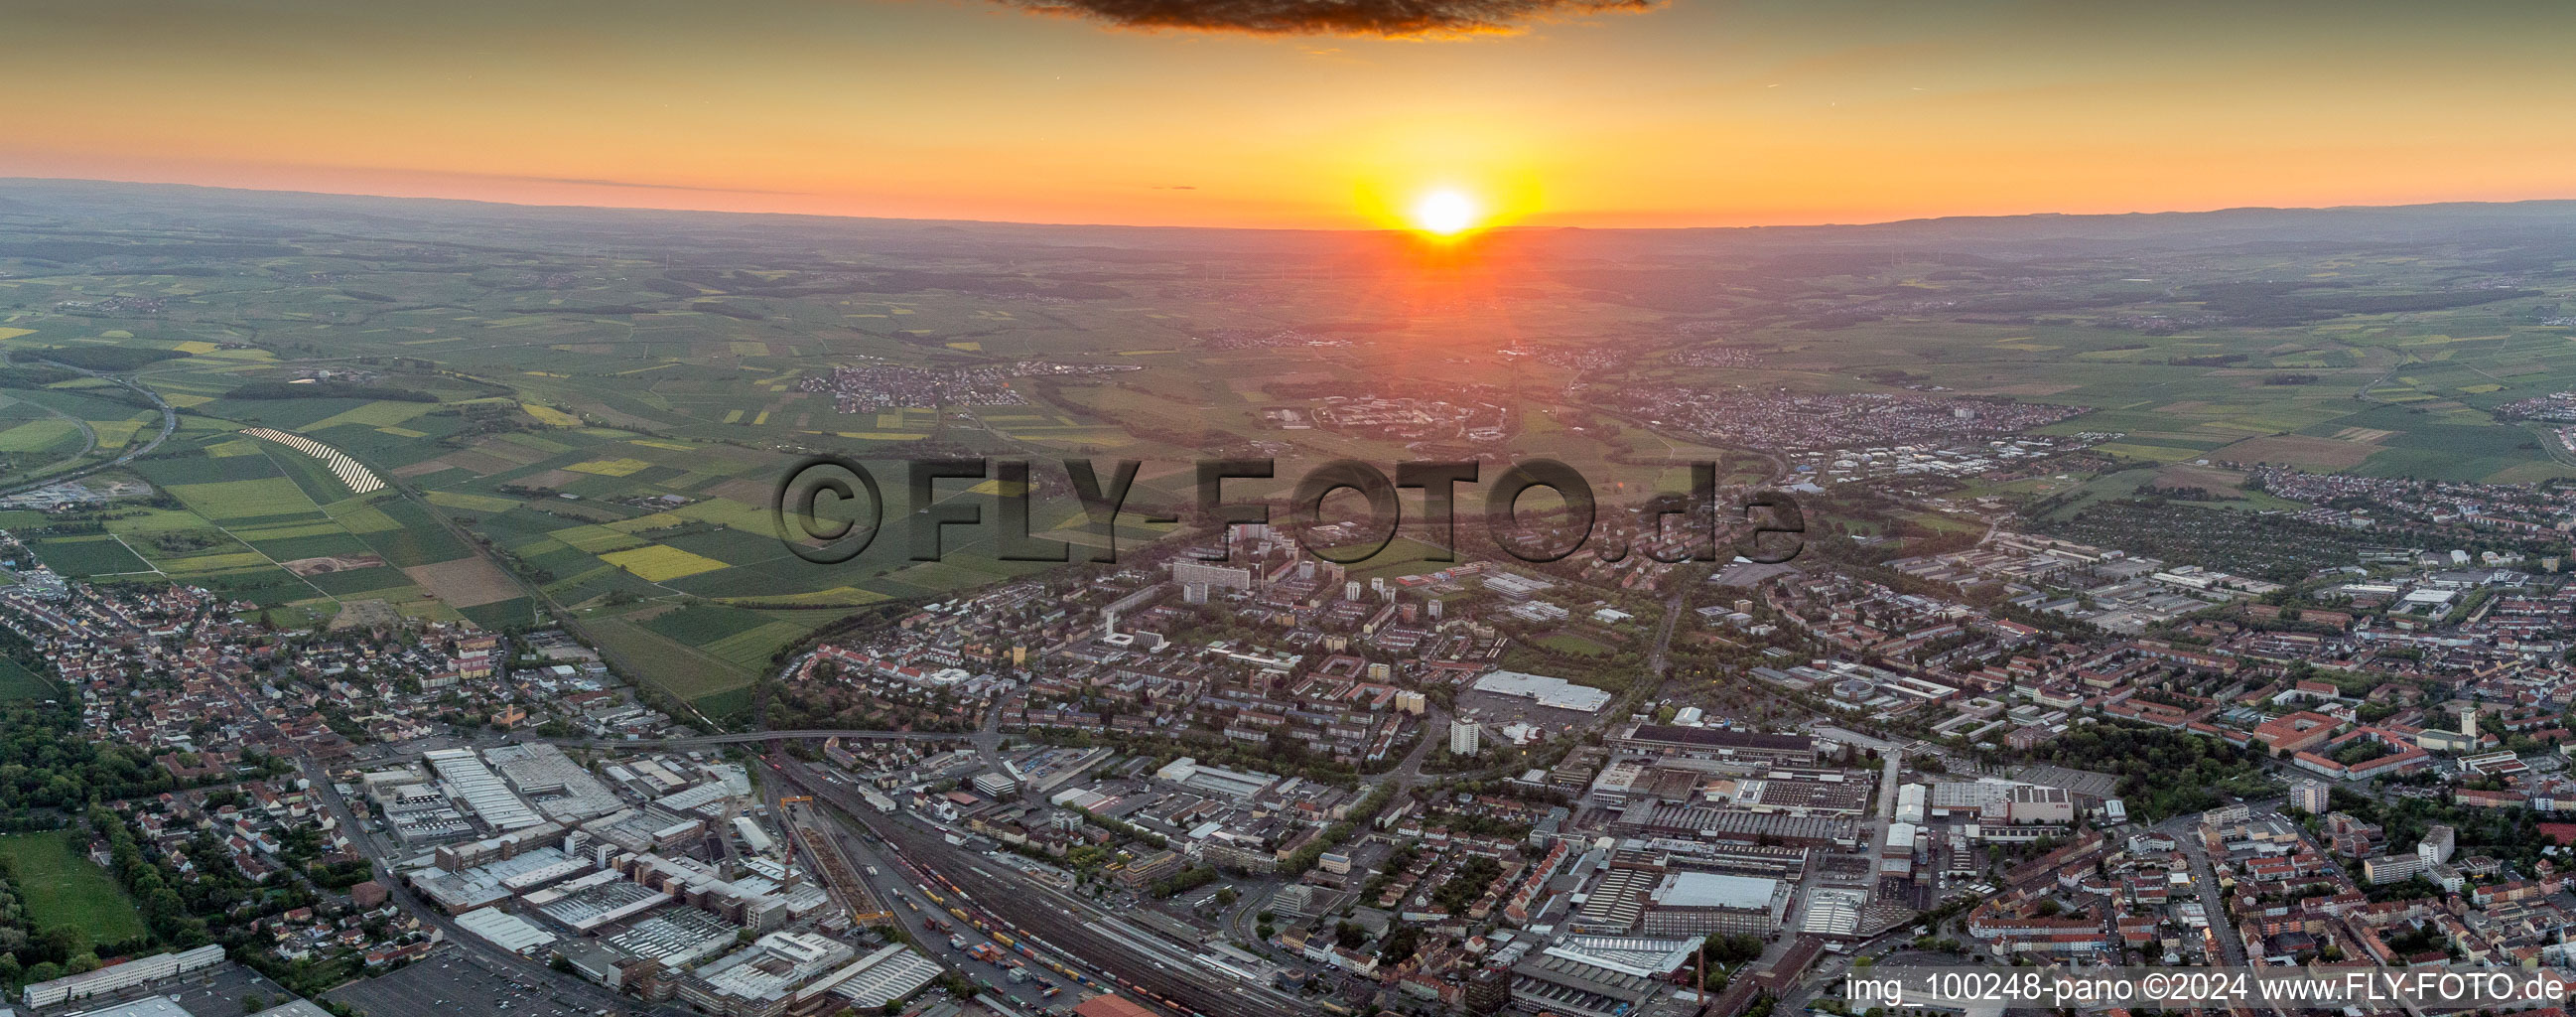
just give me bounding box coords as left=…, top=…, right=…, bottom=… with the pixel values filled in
left=772, top=456, right=881, bottom=565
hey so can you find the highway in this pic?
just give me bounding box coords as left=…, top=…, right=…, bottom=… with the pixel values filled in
left=764, top=752, right=1316, bottom=1017
left=0, top=359, right=179, bottom=496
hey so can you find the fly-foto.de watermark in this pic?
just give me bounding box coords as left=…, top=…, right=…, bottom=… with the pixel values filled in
left=769, top=456, right=1806, bottom=567
left=1850, top=966, right=2573, bottom=1012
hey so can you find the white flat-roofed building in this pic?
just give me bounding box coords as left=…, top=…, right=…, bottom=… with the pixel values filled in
left=606, top=908, right=740, bottom=967
left=386, top=805, right=474, bottom=846
left=1153, top=757, right=1277, bottom=799
left=521, top=867, right=618, bottom=904
left=409, top=846, right=570, bottom=913
left=1882, top=822, right=1920, bottom=876
left=500, top=856, right=594, bottom=894
left=424, top=748, right=545, bottom=830
left=530, top=874, right=671, bottom=933
left=653, top=766, right=752, bottom=816
left=1888, top=822, right=1919, bottom=850
left=1483, top=571, right=1557, bottom=601
left=821, top=944, right=944, bottom=1009
left=487, top=743, right=625, bottom=823
left=19, top=945, right=223, bottom=1009
left=1542, top=937, right=1701, bottom=978
left=630, top=760, right=688, bottom=792
left=1637, top=871, right=1787, bottom=938
left=1471, top=670, right=1613, bottom=714
left=1508, top=949, right=1660, bottom=1017
left=1982, top=785, right=2073, bottom=824
left=681, top=931, right=856, bottom=1017
left=456, top=907, right=555, bottom=954
left=2401, top=588, right=2456, bottom=609
left=1928, top=779, right=2023, bottom=816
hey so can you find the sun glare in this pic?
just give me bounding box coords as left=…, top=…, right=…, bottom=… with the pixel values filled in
left=1409, top=188, right=1482, bottom=237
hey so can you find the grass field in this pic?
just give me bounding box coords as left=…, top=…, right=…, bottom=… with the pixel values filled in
left=166, top=477, right=319, bottom=519
left=637, top=604, right=772, bottom=645
left=0, top=830, right=147, bottom=944
left=691, top=685, right=757, bottom=723
left=30, top=534, right=153, bottom=576
left=0, top=418, right=80, bottom=454
left=585, top=616, right=758, bottom=700
left=0, top=657, right=58, bottom=700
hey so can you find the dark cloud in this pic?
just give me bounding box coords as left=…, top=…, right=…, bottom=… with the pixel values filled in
left=995, top=0, right=1660, bottom=37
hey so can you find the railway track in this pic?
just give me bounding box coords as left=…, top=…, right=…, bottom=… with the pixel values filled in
left=781, top=799, right=892, bottom=925
left=767, top=755, right=1301, bottom=1017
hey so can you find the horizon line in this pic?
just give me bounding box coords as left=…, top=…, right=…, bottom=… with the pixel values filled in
left=6, top=172, right=2576, bottom=235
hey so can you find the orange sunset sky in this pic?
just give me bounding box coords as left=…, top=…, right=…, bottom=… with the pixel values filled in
left=10, top=0, right=2576, bottom=229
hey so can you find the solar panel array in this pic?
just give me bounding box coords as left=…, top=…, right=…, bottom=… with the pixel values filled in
left=242, top=426, right=385, bottom=494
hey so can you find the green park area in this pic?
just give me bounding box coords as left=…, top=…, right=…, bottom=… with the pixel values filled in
left=0, top=830, right=147, bottom=944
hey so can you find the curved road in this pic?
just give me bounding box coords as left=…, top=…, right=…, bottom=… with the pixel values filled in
left=0, top=360, right=178, bottom=496
left=0, top=398, right=97, bottom=487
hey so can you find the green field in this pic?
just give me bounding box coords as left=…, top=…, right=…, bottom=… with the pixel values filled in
left=0, top=657, right=58, bottom=700
left=165, top=477, right=320, bottom=519
left=585, top=617, right=759, bottom=701
left=0, top=830, right=147, bottom=944
left=29, top=535, right=153, bottom=577
left=0, top=417, right=80, bottom=454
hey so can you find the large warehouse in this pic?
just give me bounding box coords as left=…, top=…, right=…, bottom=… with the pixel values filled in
left=1637, top=872, right=1790, bottom=937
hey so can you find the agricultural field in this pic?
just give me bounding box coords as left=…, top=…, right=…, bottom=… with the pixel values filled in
left=12, top=185, right=2576, bottom=707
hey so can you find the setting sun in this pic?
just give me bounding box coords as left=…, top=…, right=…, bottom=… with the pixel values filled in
left=1409, top=189, right=1483, bottom=236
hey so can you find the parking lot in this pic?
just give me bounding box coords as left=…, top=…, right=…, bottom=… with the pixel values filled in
left=164, top=963, right=299, bottom=1017
left=34, top=962, right=292, bottom=1017
left=326, top=947, right=618, bottom=1017
left=1450, top=687, right=1601, bottom=740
